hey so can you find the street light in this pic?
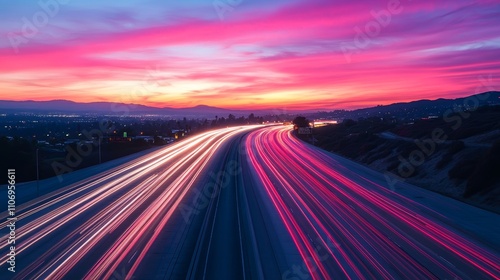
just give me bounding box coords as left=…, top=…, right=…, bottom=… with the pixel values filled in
left=98, top=136, right=102, bottom=164
left=36, top=147, right=39, bottom=197
left=310, top=121, right=315, bottom=146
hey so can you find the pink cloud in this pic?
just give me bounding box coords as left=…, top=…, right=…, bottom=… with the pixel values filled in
left=0, top=0, right=499, bottom=110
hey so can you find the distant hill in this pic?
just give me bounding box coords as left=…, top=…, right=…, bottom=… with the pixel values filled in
left=1, top=91, right=499, bottom=119
left=0, top=100, right=287, bottom=118
left=315, top=91, right=500, bottom=120
left=0, top=100, right=163, bottom=113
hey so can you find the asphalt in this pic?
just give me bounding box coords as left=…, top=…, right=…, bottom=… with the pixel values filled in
left=0, top=125, right=498, bottom=279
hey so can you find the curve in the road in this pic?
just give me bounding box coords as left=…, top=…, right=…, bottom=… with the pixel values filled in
left=2, top=124, right=499, bottom=280
left=245, top=125, right=500, bottom=280
left=0, top=126, right=260, bottom=279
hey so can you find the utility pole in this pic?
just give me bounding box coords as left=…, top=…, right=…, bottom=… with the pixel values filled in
left=36, top=147, right=39, bottom=196
left=98, top=136, right=102, bottom=164
left=311, top=121, right=315, bottom=146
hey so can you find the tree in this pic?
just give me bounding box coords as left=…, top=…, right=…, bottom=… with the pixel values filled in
left=343, top=119, right=356, bottom=128
left=292, top=116, right=310, bottom=128
left=248, top=113, right=255, bottom=123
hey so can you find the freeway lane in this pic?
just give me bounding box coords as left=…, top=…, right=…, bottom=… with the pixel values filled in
left=184, top=128, right=292, bottom=280
left=131, top=124, right=302, bottom=279
left=246, top=125, right=500, bottom=279
left=0, top=126, right=266, bottom=279
left=2, top=123, right=498, bottom=279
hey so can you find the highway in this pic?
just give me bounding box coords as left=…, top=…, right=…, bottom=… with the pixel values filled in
left=0, top=124, right=499, bottom=279
left=0, top=125, right=298, bottom=279
left=245, top=125, right=500, bottom=279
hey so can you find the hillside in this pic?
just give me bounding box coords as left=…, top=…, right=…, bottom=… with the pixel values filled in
left=311, top=105, right=500, bottom=213
left=313, top=91, right=500, bottom=121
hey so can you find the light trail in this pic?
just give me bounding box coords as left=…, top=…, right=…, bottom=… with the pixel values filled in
left=0, top=125, right=260, bottom=279
left=245, top=125, right=500, bottom=279
left=1, top=124, right=498, bottom=279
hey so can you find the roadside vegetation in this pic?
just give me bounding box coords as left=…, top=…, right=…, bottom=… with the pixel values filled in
left=311, top=105, right=500, bottom=212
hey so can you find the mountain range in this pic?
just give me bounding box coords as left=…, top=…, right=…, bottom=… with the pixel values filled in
left=0, top=100, right=284, bottom=117
left=315, top=91, right=500, bottom=120
left=1, top=91, right=499, bottom=119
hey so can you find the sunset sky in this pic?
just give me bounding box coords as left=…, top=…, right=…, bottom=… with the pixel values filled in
left=0, top=0, right=499, bottom=110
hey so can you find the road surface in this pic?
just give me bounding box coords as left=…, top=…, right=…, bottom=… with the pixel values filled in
left=0, top=125, right=299, bottom=279
left=1, top=125, right=499, bottom=279
left=246, top=125, right=500, bottom=279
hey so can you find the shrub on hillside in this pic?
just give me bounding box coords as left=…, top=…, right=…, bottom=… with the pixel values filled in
left=464, top=141, right=500, bottom=197
left=436, top=153, right=453, bottom=170
left=436, top=141, right=464, bottom=169
left=448, top=159, right=478, bottom=181
left=448, top=141, right=465, bottom=153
